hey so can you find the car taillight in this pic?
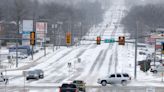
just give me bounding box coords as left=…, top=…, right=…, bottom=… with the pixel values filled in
left=75, top=89, right=78, bottom=92
left=59, top=88, right=61, bottom=92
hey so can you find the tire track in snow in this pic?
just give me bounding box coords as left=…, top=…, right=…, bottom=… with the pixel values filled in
left=88, top=50, right=104, bottom=75
left=114, top=46, right=118, bottom=73
left=37, top=46, right=87, bottom=83
left=63, top=44, right=97, bottom=81
left=108, top=53, right=113, bottom=73
left=97, top=45, right=112, bottom=71
left=9, top=49, right=66, bottom=83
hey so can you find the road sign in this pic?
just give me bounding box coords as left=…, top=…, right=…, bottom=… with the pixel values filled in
left=110, top=38, right=115, bottom=43
left=104, top=38, right=115, bottom=43
left=104, top=39, right=110, bottom=43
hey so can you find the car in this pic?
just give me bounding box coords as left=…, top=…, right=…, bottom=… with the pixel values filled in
left=26, top=70, right=39, bottom=80
left=59, top=83, right=79, bottom=92
left=73, top=80, right=86, bottom=92
left=0, top=74, right=8, bottom=84
left=9, top=52, right=28, bottom=59
left=97, top=73, right=131, bottom=86
left=34, top=69, right=44, bottom=79
left=150, top=65, right=164, bottom=73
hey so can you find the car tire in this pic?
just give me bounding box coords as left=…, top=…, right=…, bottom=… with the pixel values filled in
left=36, top=77, right=39, bottom=80
left=101, top=81, right=107, bottom=86
left=121, top=80, right=127, bottom=86
left=26, top=78, right=29, bottom=80
left=153, top=70, right=157, bottom=74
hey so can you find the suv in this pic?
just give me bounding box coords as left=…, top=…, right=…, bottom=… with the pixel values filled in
left=97, top=73, right=131, bottom=86
left=73, top=80, right=86, bottom=92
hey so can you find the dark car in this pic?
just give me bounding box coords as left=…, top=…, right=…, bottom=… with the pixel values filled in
left=59, top=83, right=79, bottom=92
left=73, top=80, right=86, bottom=92
left=26, top=71, right=39, bottom=80
left=26, top=69, right=44, bottom=80
left=35, top=69, right=44, bottom=79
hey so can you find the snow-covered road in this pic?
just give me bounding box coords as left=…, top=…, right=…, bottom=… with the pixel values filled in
left=2, top=0, right=164, bottom=92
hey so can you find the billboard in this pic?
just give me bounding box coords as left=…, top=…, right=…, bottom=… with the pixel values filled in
left=36, top=22, right=47, bottom=42
left=22, top=20, right=33, bottom=45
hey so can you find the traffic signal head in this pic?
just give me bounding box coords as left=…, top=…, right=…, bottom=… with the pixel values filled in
left=66, top=32, right=71, bottom=45
left=30, top=32, right=35, bottom=45
left=118, top=36, right=125, bottom=45
left=96, top=36, right=101, bottom=45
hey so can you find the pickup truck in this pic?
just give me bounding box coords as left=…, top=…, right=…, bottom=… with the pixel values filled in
left=59, top=83, right=79, bottom=92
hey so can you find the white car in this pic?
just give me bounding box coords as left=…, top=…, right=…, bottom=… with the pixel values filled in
left=97, top=73, right=131, bottom=86
left=150, top=65, right=164, bottom=73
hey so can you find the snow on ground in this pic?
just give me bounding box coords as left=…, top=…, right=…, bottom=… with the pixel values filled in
left=1, top=0, right=164, bottom=89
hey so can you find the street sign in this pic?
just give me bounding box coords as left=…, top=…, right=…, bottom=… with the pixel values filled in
left=109, top=38, right=115, bottom=43
left=104, top=39, right=110, bottom=43
left=104, top=38, right=115, bottom=43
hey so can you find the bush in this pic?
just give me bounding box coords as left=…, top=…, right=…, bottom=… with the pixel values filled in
left=139, top=61, right=151, bottom=72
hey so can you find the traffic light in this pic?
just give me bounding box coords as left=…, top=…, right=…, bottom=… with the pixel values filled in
left=162, top=43, right=164, bottom=54
left=118, top=36, right=125, bottom=45
left=66, top=32, right=71, bottom=45
left=30, top=32, right=35, bottom=45
left=96, top=36, right=101, bottom=45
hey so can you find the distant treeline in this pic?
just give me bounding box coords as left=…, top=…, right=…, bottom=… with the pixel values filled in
left=122, top=3, right=164, bottom=42
left=0, top=0, right=105, bottom=45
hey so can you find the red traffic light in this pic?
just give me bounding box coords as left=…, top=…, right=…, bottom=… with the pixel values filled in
left=96, top=36, right=101, bottom=45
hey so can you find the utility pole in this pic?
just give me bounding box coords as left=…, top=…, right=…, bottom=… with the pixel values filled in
left=16, top=19, right=19, bottom=68
left=52, top=24, right=57, bottom=52
left=52, top=24, right=55, bottom=52
left=44, top=22, right=46, bottom=56
left=134, top=21, right=139, bottom=79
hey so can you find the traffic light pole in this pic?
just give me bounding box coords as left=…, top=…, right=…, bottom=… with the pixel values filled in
left=31, top=45, right=34, bottom=60
left=134, top=21, right=139, bottom=79
left=44, top=23, right=46, bottom=56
